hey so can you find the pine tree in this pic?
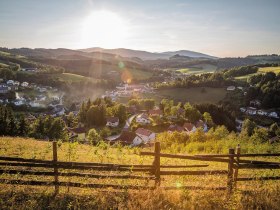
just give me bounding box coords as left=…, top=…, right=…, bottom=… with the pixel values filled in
left=18, top=115, right=28, bottom=136
left=8, top=114, right=17, bottom=136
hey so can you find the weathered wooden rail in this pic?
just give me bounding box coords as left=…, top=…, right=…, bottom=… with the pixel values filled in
left=0, top=142, right=280, bottom=194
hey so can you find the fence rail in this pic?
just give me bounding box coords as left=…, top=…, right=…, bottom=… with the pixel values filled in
left=1, top=142, right=280, bottom=194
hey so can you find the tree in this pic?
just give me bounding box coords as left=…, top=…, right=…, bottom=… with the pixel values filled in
left=100, top=127, right=111, bottom=138
left=241, top=119, right=257, bottom=136
left=184, top=103, right=201, bottom=123
left=78, top=102, right=87, bottom=124
left=48, top=118, right=67, bottom=140
left=18, top=115, right=28, bottom=136
left=203, top=112, right=214, bottom=127
left=115, top=104, right=127, bottom=123
left=66, top=112, right=77, bottom=127
left=87, top=128, right=101, bottom=144
left=250, top=128, right=269, bottom=143
left=8, top=114, right=17, bottom=136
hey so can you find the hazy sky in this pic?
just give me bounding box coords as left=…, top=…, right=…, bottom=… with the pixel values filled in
left=0, top=0, right=280, bottom=57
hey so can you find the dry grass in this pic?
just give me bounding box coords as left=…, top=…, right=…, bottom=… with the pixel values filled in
left=1, top=137, right=280, bottom=209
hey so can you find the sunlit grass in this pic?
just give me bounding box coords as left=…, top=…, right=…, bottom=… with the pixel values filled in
left=1, top=137, right=280, bottom=208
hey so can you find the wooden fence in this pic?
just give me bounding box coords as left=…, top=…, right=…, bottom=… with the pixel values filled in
left=1, top=142, right=280, bottom=194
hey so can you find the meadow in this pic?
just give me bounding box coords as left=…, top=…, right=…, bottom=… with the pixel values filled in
left=1, top=137, right=280, bottom=209
left=156, top=87, right=227, bottom=104
left=234, top=66, right=280, bottom=81
left=175, top=64, right=217, bottom=75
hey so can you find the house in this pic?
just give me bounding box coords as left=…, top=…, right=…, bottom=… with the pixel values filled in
left=257, top=109, right=268, bottom=116
left=14, top=81, right=20, bottom=86
left=227, top=86, right=236, bottom=91
left=14, top=99, right=25, bottom=106
left=127, top=105, right=137, bottom=114
left=149, top=109, right=163, bottom=118
left=0, top=85, right=9, bottom=94
left=195, top=120, right=208, bottom=132
left=136, top=113, right=151, bottom=124
left=250, top=100, right=261, bottom=107
left=21, top=82, right=29, bottom=87
left=116, top=131, right=143, bottom=146
left=106, top=117, right=119, bottom=127
left=68, top=126, right=86, bottom=141
left=268, top=112, right=279, bottom=119
left=240, top=107, right=246, bottom=113
left=246, top=107, right=257, bottom=115
left=6, top=80, right=14, bottom=85
left=36, top=95, right=47, bottom=101
left=183, top=122, right=196, bottom=133
left=25, top=114, right=36, bottom=123
left=269, top=136, right=280, bottom=144
left=236, top=119, right=243, bottom=131
left=135, top=128, right=155, bottom=143
left=29, top=101, right=45, bottom=108
left=168, top=124, right=184, bottom=133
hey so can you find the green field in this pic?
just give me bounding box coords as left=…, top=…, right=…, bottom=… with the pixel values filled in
left=53, top=73, right=98, bottom=83
left=120, top=68, right=153, bottom=81
left=155, top=87, right=227, bottom=103
left=259, top=66, right=280, bottom=74
left=234, top=66, right=280, bottom=81
left=175, top=64, right=217, bottom=75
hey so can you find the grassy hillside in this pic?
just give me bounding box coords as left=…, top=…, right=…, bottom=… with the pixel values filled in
left=1, top=137, right=280, bottom=209
left=234, top=66, right=280, bottom=81
left=156, top=87, right=227, bottom=104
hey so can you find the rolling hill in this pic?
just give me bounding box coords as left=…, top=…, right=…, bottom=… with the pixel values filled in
left=79, top=47, right=217, bottom=60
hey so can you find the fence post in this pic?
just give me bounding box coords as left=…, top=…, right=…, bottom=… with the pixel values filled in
left=233, top=144, right=241, bottom=187
left=53, top=141, right=59, bottom=194
left=227, top=148, right=235, bottom=195
left=154, top=142, right=161, bottom=187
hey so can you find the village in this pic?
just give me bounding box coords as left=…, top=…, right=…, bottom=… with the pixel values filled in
left=0, top=78, right=66, bottom=117
left=1, top=76, right=279, bottom=148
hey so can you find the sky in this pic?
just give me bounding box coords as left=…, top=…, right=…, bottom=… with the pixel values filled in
left=0, top=0, right=280, bottom=57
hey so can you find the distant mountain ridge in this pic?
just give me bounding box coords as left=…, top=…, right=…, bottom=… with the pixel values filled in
left=79, top=47, right=218, bottom=60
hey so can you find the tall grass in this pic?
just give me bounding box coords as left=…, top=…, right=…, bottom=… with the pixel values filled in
left=1, top=137, right=280, bottom=209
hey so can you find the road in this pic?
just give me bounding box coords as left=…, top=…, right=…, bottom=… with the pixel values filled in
left=105, top=114, right=138, bottom=141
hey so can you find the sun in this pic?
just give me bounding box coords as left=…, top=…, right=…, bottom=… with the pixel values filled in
left=81, top=11, right=128, bottom=48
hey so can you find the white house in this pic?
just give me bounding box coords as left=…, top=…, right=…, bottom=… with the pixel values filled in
left=227, top=86, right=236, bottom=91
left=135, top=128, right=155, bottom=143
left=268, top=112, right=279, bottom=119
left=14, top=99, right=25, bottom=106
left=29, top=101, right=44, bottom=108
left=6, top=80, right=14, bottom=85
left=116, top=131, right=144, bottom=146
left=14, top=81, right=20, bottom=86
left=106, top=117, right=119, bottom=127
left=21, top=82, right=29, bottom=87
left=257, top=109, right=268, bottom=116
left=246, top=107, right=257, bottom=115
left=136, top=113, right=151, bottom=124
left=36, top=95, right=46, bottom=101
left=240, top=107, right=246, bottom=113
left=250, top=100, right=261, bottom=107
left=183, top=122, right=196, bottom=133
left=196, top=120, right=208, bottom=132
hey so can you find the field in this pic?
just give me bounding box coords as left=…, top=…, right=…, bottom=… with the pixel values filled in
left=259, top=66, right=280, bottom=74
left=234, top=66, right=280, bottom=81
left=1, top=137, right=280, bottom=209
left=52, top=73, right=96, bottom=83
left=175, top=64, right=217, bottom=75
left=155, top=87, right=227, bottom=104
